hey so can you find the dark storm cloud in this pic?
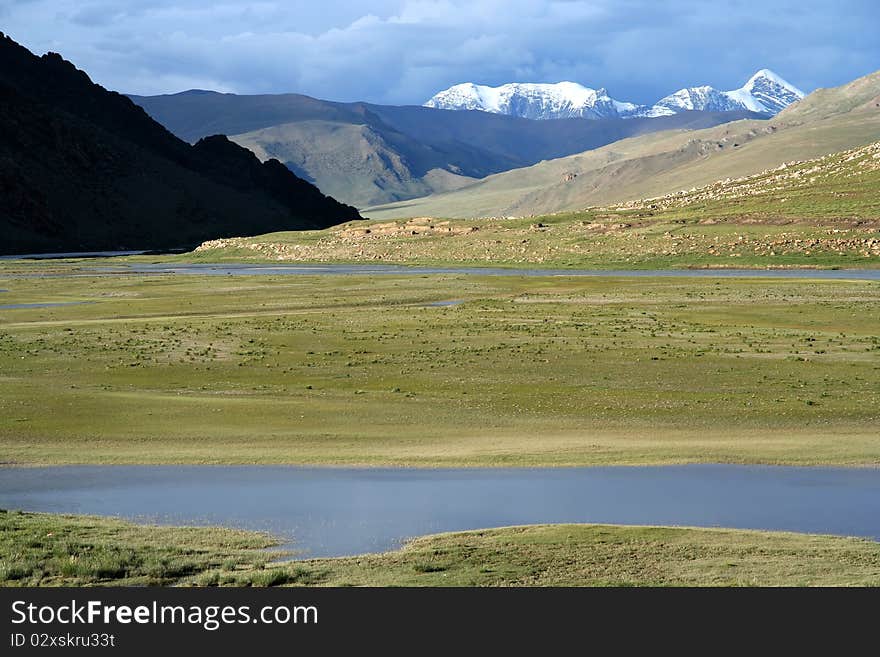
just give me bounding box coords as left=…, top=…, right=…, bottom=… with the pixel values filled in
left=3, top=1, right=878, bottom=103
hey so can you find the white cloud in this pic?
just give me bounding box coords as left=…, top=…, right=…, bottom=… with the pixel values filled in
left=2, top=0, right=878, bottom=104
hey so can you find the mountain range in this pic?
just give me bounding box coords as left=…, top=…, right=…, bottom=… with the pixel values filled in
left=131, top=92, right=761, bottom=208
left=0, top=33, right=359, bottom=255
left=370, top=68, right=880, bottom=219
left=5, top=28, right=876, bottom=256
left=424, top=69, right=805, bottom=120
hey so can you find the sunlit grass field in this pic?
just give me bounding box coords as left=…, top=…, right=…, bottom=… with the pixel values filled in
left=4, top=511, right=880, bottom=587
left=1, top=264, right=878, bottom=466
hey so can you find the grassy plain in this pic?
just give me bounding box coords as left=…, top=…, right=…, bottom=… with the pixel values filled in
left=4, top=511, right=880, bottom=587
left=1, top=265, right=878, bottom=466
left=0, top=509, right=280, bottom=586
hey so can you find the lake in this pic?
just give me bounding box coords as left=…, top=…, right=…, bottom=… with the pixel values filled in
left=1, top=465, right=878, bottom=558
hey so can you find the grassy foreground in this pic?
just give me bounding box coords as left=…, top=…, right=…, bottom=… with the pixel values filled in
left=3, top=510, right=880, bottom=587
left=0, top=510, right=282, bottom=587
left=1, top=267, right=878, bottom=466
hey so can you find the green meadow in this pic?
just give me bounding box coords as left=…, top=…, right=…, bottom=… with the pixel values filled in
left=4, top=511, right=880, bottom=587
left=1, top=264, right=878, bottom=466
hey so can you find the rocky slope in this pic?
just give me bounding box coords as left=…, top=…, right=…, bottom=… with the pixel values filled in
left=194, top=139, right=880, bottom=269
left=0, top=33, right=359, bottom=255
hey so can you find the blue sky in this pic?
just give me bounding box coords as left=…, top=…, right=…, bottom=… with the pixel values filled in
left=2, top=1, right=878, bottom=104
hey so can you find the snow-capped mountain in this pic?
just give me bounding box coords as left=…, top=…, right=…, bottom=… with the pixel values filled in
left=424, top=70, right=805, bottom=120
left=423, top=82, right=644, bottom=120
left=645, top=69, right=805, bottom=117
left=645, top=86, right=744, bottom=117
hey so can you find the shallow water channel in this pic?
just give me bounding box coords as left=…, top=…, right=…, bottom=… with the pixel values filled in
left=3, top=259, right=880, bottom=280
left=96, top=263, right=880, bottom=280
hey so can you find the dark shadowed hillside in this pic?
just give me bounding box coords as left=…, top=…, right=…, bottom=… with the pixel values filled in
left=131, top=90, right=762, bottom=207
left=0, top=34, right=360, bottom=255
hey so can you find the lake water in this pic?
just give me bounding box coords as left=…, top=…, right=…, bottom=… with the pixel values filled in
left=1, top=465, right=878, bottom=558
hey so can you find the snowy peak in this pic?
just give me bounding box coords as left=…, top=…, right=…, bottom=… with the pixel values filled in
left=645, top=69, right=805, bottom=117
left=739, top=69, right=805, bottom=114
left=647, top=86, right=738, bottom=116
left=424, top=81, right=646, bottom=120
left=427, top=83, right=497, bottom=112
left=425, top=69, right=804, bottom=120
left=744, top=69, right=804, bottom=96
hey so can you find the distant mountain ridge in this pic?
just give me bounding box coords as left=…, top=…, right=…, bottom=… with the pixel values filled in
left=0, top=33, right=359, bottom=255
left=422, top=82, right=643, bottom=120
left=424, top=69, right=805, bottom=120
left=649, top=70, right=805, bottom=116
left=370, top=68, right=880, bottom=219
left=131, top=90, right=762, bottom=207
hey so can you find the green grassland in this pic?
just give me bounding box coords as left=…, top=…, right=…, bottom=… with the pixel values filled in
left=189, top=141, right=880, bottom=270
left=0, top=510, right=282, bottom=586
left=303, top=524, right=880, bottom=587
left=1, top=267, right=878, bottom=466
left=4, top=511, right=880, bottom=586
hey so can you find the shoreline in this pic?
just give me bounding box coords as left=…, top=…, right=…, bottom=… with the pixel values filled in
left=4, top=510, right=880, bottom=586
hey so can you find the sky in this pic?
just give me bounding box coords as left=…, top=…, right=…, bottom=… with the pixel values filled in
left=2, top=1, right=878, bottom=104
